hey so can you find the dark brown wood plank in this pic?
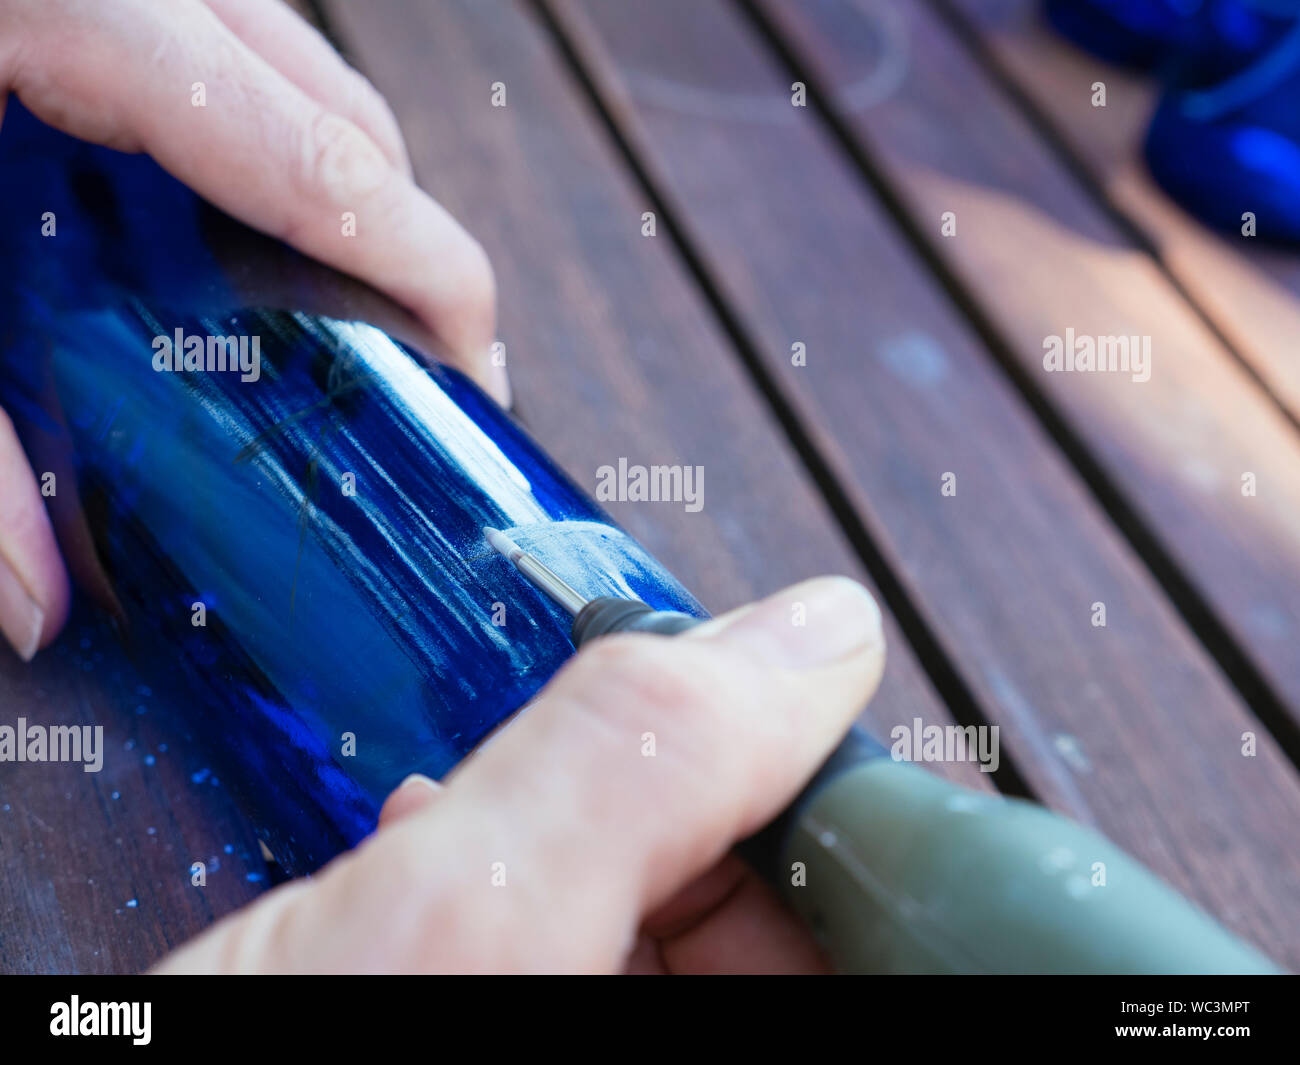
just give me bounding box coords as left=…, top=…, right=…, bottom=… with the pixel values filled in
left=539, top=0, right=1300, bottom=963
left=319, top=0, right=981, bottom=790
left=948, top=0, right=1300, bottom=423
left=757, top=0, right=1300, bottom=750
left=0, top=606, right=269, bottom=974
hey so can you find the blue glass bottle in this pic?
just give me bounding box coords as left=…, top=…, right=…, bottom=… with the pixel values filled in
left=0, top=103, right=702, bottom=874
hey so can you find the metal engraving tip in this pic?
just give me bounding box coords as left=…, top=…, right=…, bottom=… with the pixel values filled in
left=483, top=526, right=589, bottom=617
left=483, top=526, right=522, bottom=562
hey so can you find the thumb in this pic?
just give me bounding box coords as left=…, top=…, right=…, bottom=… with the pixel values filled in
left=449, top=574, right=887, bottom=927
left=155, top=576, right=884, bottom=973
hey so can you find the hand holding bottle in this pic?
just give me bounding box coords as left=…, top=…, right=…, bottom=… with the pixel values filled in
left=0, top=0, right=506, bottom=661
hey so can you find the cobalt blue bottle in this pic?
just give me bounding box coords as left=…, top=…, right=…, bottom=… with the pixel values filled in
left=0, top=103, right=702, bottom=874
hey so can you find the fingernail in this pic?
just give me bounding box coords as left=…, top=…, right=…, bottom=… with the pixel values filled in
left=709, top=576, right=882, bottom=669
left=397, top=773, right=440, bottom=794
left=0, top=554, right=45, bottom=662
left=488, top=360, right=512, bottom=409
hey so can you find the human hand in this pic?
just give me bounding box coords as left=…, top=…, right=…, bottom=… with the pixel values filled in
left=0, top=0, right=504, bottom=661
left=153, top=576, right=886, bottom=973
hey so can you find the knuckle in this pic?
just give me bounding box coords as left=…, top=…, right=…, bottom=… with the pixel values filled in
left=295, top=109, right=390, bottom=204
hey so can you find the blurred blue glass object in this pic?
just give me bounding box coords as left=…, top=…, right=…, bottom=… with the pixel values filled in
left=1146, top=18, right=1300, bottom=240
left=1043, top=0, right=1295, bottom=81
left=1043, top=0, right=1300, bottom=241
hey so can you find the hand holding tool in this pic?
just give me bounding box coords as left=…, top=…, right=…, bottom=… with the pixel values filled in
left=485, top=527, right=1281, bottom=974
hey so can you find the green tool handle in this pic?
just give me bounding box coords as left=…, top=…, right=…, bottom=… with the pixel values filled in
left=572, top=597, right=1282, bottom=974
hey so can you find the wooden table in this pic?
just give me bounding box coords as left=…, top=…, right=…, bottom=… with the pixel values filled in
left=3, top=0, right=1298, bottom=972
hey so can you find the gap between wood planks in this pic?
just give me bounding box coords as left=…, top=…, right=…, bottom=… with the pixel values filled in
left=729, top=0, right=1300, bottom=777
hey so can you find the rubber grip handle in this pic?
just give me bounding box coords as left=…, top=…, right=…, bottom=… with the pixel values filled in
left=773, top=758, right=1282, bottom=974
